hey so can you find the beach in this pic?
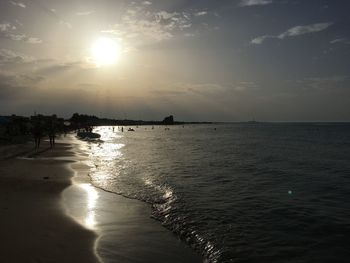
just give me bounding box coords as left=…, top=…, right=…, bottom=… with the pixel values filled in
left=0, top=141, right=98, bottom=263
left=0, top=136, right=202, bottom=263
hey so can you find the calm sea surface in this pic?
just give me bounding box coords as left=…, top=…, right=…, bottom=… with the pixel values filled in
left=85, top=123, right=350, bottom=263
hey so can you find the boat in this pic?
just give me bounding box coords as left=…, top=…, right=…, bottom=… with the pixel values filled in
left=77, top=131, right=101, bottom=139
left=128, top=128, right=135, bottom=131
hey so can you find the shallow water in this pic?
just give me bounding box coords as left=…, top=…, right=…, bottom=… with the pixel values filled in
left=84, top=123, right=350, bottom=262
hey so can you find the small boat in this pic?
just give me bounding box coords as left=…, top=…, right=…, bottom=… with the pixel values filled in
left=77, top=131, right=101, bottom=139
left=128, top=128, right=135, bottom=131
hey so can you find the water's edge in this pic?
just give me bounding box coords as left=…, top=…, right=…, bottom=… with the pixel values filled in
left=61, top=134, right=203, bottom=263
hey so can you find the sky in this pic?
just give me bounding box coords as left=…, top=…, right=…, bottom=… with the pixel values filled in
left=0, top=0, right=349, bottom=122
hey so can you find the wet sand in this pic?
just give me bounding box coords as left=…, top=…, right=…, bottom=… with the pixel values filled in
left=64, top=136, right=202, bottom=262
left=0, top=141, right=99, bottom=263
left=0, top=137, right=202, bottom=263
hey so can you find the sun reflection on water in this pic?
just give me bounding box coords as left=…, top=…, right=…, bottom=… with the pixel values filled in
left=143, top=177, right=174, bottom=201
left=88, top=126, right=125, bottom=189
left=79, top=183, right=99, bottom=228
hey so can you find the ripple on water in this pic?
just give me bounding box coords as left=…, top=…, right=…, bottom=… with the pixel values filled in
left=86, top=124, right=350, bottom=262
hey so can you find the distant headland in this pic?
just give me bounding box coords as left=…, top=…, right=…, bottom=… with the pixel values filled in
left=68, top=113, right=211, bottom=126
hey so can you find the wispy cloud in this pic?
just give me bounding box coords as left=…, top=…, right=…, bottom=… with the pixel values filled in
left=101, top=3, right=209, bottom=45
left=295, top=76, right=348, bottom=91
left=101, top=2, right=218, bottom=47
left=330, top=38, right=350, bottom=44
left=28, top=0, right=72, bottom=29
left=278, top=23, right=333, bottom=38
left=9, top=1, right=26, bottom=8
left=59, top=20, right=72, bottom=29
left=0, top=22, right=43, bottom=44
left=0, top=69, right=44, bottom=101
left=0, top=23, right=16, bottom=32
left=27, top=37, right=42, bottom=44
left=0, top=49, right=34, bottom=65
left=233, top=81, right=259, bottom=92
left=251, top=22, right=333, bottom=44
left=194, top=11, right=208, bottom=16
left=238, top=0, right=273, bottom=7
left=8, top=34, right=43, bottom=44
left=76, top=11, right=94, bottom=16
left=251, top=35, right=271, bottom=44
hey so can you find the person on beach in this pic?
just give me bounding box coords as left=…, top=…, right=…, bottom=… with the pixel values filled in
left=48, top=116, right=57, bottom=148
left=31, top=116, right=43, bottom=149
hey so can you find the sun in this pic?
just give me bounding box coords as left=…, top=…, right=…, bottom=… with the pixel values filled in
left=91, top=37, right=121, bottom=66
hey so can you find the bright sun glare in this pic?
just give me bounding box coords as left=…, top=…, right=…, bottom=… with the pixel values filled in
left=91, top=37, right=121, bottom=66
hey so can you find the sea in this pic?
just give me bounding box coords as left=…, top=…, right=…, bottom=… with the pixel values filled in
left=83, top=123, right=350, bottom=263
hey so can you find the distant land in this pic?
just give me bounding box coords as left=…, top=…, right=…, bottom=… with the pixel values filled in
left=0, top=113, right=212, bottom=126
left=0, top=113, right=213, bottom=144
left=68, top=113, right=212, bottom=126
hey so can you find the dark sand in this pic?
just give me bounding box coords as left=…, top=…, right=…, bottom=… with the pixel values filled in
left=0, top=141, right=99, bottom=263
left=0, top=137, right=202, bottom=262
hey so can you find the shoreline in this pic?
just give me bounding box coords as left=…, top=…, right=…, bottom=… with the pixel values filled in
left=64, top=135, right=202, bottom=262
left=0, top=135, right=202, bottom=262
left=0, top=139, right=99, bottom=263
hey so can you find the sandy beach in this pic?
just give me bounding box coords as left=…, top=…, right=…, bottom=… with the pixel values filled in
left=0, top=141, right=99, bottom=263
left=0, top=136, right=202, bottom=263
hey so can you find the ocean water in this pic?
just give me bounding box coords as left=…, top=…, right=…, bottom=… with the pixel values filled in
left=85, top=123, right=350, bottom=263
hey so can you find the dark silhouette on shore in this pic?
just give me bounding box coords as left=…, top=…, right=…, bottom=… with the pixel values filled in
left=0, top=113, right=212, bottom=145
left=162, top=115, right=174, bottom=125
left=68, top=113, right=210, bottom=128
left=30, top=115, right=60, bottom=149
left=31, top=116, right=43, bottom=149
left=48, top=115, right=57, bottom=148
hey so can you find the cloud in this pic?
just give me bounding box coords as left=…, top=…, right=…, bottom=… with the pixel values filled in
left=156, top=11, right=178, bottom=20
left=9, top=1, right=26, bottom=8
left=0, top=22, right=43, bottom=44
left=101, top=3, right=210, bottom=45
left=34, top=60, right=88, bottom=76
left=28, top=0, right=72, bottom=29
left=238, top=0, right=273, bottom=7
left=278, top=23, right=333, bottom=38
left=76, top=11, right=94, bottom=16
left=251, top=22, right=333, bottom=44
left=28, top=37, right=42, bottom=44
left=0, top=23, right=16, bottom=32
left=142, top=1, right=152, bottom=5
left=330, top=38, right=350, bottom=44
left=233, top=81, right=259, bottom=92
left=251, top=35, right=271, bottom=44
left=177, top=83, right=229, bottom=96
left=194, top=11, right=208, bottom=16
left=0, top=70, right=44, bottom=101
left=7, top=33, right=43, bottom=44
left=59, top=20, right=72, bottom=29
left=0, top=49, right=34, bottom=64
left=294, top=76, right=348, bottom=91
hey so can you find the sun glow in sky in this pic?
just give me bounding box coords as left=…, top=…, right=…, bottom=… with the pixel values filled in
left=91, top=37, right=121, bottom=67
left=0, top=0, right=349, bottom=121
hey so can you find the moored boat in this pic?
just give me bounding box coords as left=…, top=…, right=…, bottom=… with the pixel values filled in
left=77, top=131, right=101, bottom=139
